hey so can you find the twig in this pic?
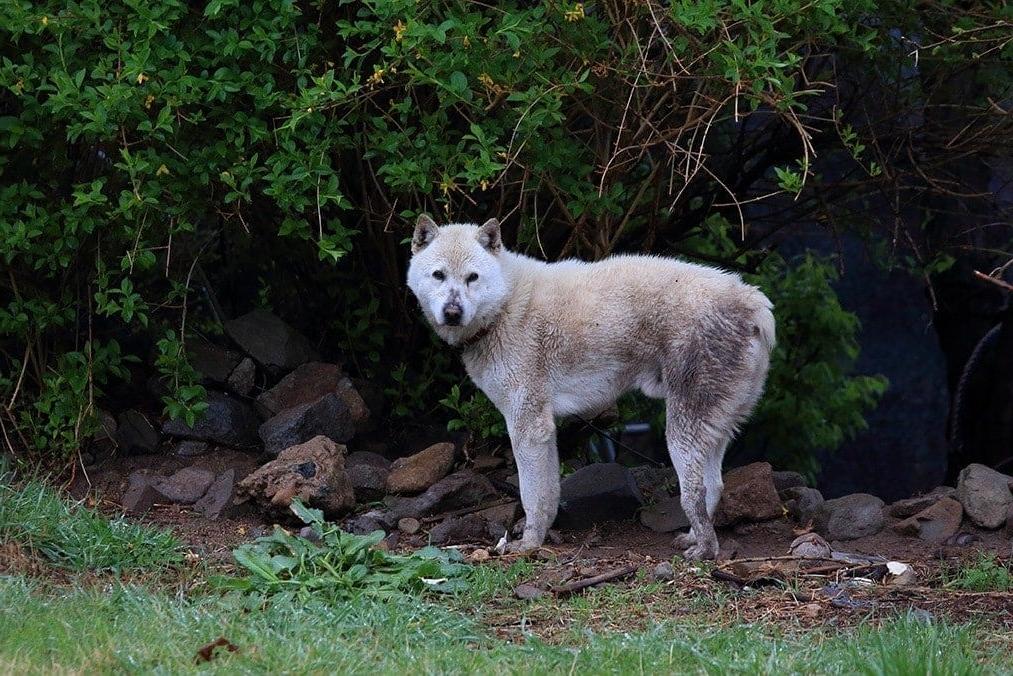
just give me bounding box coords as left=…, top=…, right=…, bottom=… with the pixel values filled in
left=551, top=564, right=639, bottom=596
left=974, top=269, right=1013, bottom=293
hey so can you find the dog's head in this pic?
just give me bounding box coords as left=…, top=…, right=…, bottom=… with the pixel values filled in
left=406, top=214, right=510, bottom=343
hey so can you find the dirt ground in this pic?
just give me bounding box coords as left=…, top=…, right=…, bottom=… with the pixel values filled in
left=68, top=450, right=1013, bottom=637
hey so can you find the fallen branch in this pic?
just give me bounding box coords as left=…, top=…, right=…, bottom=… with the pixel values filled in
left=551, top=564, right=639, bottom=596
left=973, top=269, right=1013, bottom=292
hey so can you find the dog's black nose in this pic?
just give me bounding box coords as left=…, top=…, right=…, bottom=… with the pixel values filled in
left=443, top=304, right=463, bottom=326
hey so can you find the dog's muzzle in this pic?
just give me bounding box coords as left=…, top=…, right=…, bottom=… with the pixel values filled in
left=442, top=302, right=463, bottom=326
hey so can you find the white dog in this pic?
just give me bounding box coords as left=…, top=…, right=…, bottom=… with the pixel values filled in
left=406, top=215, right=775, bottom=559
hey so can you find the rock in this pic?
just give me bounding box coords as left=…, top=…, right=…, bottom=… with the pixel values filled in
left=788, top=533, right=832, bottom=559
left=386, top=442, right=457, bottom=494
left=813, top=493, right=885, bottom=540
left=162, top=391, right=260, bottom=449
left=255, top=363, right=364, bottom=419
left=942, top=532, right=981, bottom=547
left=258, top=392, right=362, bottom=457
left=891, top=496, right=963, bottom=541
left=224, top=309, right=319, bottom=375
left=187, top=339, right=242, bottom=385
left=653, top=561, right=675, bottom=581
left=956, top=463, right=1013, bottom=529
left=227, top=357, right=256, bottom=396
left=390, top=470, right=499, bottom=519
left=298, top=526, right=321, bottom=542
left=235, top=435, right=355, bottom=519
left=173, top=440, right=209, bottom=458
left=717, top=537, right=740, bottom=561
left=639, top=496, right=690, bottom=533
left=121, top=471, right=161, bottom=512
left=887, top=487, right=956, bottom=518
left=715, top=462, right=783, bottom=527
left=1006, top=504, right=1013, bottom=540
left=629, top=465, right=678, bottom=503
left=467, top=549, right=491, bottom=563
left=152, top=467, right=216, bottom=505
left=194, top=469, right=236, bottom=520
left=429, top=514, right=490, bottom=545
left=472, top=455, right=506, bottom=472
left=781, top=486, right=825, bottom=525
left=346, top=452, right=391, bottom=502
left=772, top=471, right=808, bottom=492
left=345, top=509, right=396, bottom=534
left=116, top=410, right=160, bottom=455
left=886, top=561, right=918, bottom=586
left=555, top=463, right=644, bottom=530
left=514, top=583, right=544, bottom=600
left=93, top=408, right=117, bottom=442
left=475, top=502, right=521, bottom=533
left=398, top=517, right=421, bottom=535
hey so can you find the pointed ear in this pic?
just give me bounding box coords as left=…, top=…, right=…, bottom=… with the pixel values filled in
left=476, top=218, right=501, bottom=253
left=411, top=214, right=439, bottom=254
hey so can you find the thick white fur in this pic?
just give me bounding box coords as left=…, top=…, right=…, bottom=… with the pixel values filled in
left=407, top=217, right=775, bottom=559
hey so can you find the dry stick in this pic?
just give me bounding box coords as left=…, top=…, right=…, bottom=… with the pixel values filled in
left=420, top=497, right=516, bottom=524
left=974, top=269, right=1013, bottom=293
left=551, top=563, right=640, bottom=596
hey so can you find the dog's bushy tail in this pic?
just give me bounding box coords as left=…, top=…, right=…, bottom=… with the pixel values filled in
left=753, top=291, right=776, bottom=354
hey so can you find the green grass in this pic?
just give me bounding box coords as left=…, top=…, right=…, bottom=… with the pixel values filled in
left=0, top=575, right=1008, bottom=675
left=0, top=478, right=181, bottom=572
left=944, top=554, right=1013, bottom=593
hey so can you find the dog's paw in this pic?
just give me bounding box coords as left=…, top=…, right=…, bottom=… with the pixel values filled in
left=682, top=542, right=719, bottom=561
left=502, top=539, right=541, bottom=556
left=672, top=532, right=696, bottom=551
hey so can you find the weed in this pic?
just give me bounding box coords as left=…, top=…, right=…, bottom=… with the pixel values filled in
left=944, top=554, right=1012, bottom=592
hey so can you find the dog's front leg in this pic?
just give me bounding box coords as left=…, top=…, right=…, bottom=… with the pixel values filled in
left=504, top=399, right=559, bottom=553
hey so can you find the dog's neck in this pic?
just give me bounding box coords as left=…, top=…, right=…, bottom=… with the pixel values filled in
left=457, top=324, right=492, bottom=351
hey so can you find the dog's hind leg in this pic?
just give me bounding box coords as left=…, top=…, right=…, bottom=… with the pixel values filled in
left=666, top=418, right=727, bottom=560
left=504, top=398, right=560, bottom=553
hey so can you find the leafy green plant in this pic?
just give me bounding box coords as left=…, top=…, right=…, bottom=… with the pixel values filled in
left=441, top=385, right=507, bottom=441
left=944, top=554, right=1012, bottom=592
left=0, top=478, right=181, bottom=572
left=221, top=500, right=471, bottom=600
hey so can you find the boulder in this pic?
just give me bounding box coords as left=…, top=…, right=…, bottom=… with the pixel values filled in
left=173, top=440, right=209, bottom=458
left=227, top=357, right=256, bottom=397
left=715, top=462, right=783, bottom=527
left=236, top=435, right=355, bottom=519
left=116, top=410, right=160, bottom=455
left=258, top=392, right=362, bottom=457
left=121, top=471, right=161, bottom=513
left=194, top=469, right=236, bottom=520
left=389, top=470, right=499, bottom=519
left=780, top=486, right=825, bottom=525
left=162, top=391, right=260, bottom=449
left=152, top=467, right=216, bottom=505
left=386, top=442, right=456, bottom=494
left=187, top=339, right=242, bottom=385
left=346, top=451, right=391, bottom=502
left=255, top=363, right=362, bottom=418
left=772, top=470, right=808, bottom=492
left=475, top=501, right=522, bottom=534
left=956, top=463, right=1013, bottom=529
left=892, top=496, right=963, bottom=541
left=887, top=486, right=956, bottom=518
left=813, top=493, right=885, bottom=540
left=429, top=514, right=490, bottom=545
left=639, top=496, right=690, bottom=533
left=554, top=463, right=643, bottom=530
left=224, top=309, right=319, bottom=375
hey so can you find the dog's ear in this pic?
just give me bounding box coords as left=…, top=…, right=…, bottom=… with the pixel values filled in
left=476, top=218, right=501, bottom=253
left=411, top=214, right=439, bottom=254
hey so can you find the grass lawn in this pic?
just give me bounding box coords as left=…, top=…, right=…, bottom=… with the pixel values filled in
left=1, top=477, right=1010, bottom=674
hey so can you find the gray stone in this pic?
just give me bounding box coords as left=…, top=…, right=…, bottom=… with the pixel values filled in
left=887, top=486, right=956, bottom=518
left=194, top=469, right=236, bottom=520
left=345, top=509, right=396, bottom=534
left=227, top=357, right=256, bottom=396
left=772, top=470, right=808, bottom=492
left=258, top=392, right=361, bottom=457
left=781, top=486, right=825, bottom=525
left=346, top=462, right=389, bottom=503
left=152, top=467, right=216, bottom=504
left=121, top=471, right=160, bottom=512
left=236, top=435, right=355, bottom=519
left=386, top=443, right=456, bottom=494
left=956, top=463, right=1013, bottom=529
left=653, top=561, right=675, bottom=581
left=813, top=493, right=886, bottom=540
left=187, top=339, right=242, bottom=385
left=892, top=496, right=963, bottom=541
left=398, top=517, right=421, bottom=534
left=715, top=462, right=783, bottom=527
left=255, top=363, right=362, bottom=418
left=224, top=309, right=319, bottom=375
left=555, top=463, right=644, bottom=530
left=429, top=514, right=490, bottom=545
left=390, top=470, right=499, bottom=519
left=475, top=501, right=522, bottom=533
left=116, top=410, right=160, bottom=455
left=639, top=496, right=690, bottom=533
left=173, top=440, right=209, bottom=458
left=788, top=533, right=832, bottom=558
left=162, top=391, right=260, bottom=449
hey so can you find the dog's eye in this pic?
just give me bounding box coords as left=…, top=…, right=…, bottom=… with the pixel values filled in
left=432, top=270, right=445, bottom=281
left=466, top=272, right=479, bottom=284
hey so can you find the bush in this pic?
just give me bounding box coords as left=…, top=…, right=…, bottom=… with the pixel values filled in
left=2, top=1, right=1009, bottom=468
